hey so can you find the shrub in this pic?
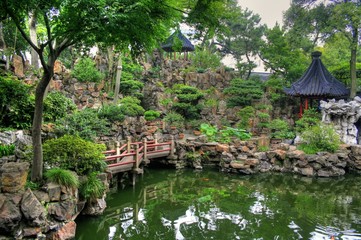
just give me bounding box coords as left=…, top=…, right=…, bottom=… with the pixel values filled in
left=43, top=135, right=106, bottom=175
left=163, top=112, right=185, bottom=128
left=256, top=112, right=270, bottom=129
left=72, top=57, right=105, bottom=82
left=219, top=127, right=251, bottom=143
left=238, top=106, right=255, bottom=130
left=144, top=110, right=161, bottom=121
left=171, top=84, right=204, bottom=120
left=44, top=168, right=79, bottom=188
left=299, top=123, right=341, bottom=154
left=118, top=96, right=145, bottom=117
left=189, top=48, right=222, bottom=70
left=223, top=78, right=264, bottom=107
left=79, top=172, right=105, bottom=202
left=295, top=108, right=321, bottom=133
left=98, top=104, right=125, bottom=123
left=269, top=119, right=295, bottom=139
left=0, top=144, right=15, bottom=157
left=200, top=123, right=218, bottom=142
left=0, top=75, right=34, bottom=129
left=55, top=108, right=110, bottom=141
left=44, top=91, right=76, bottom=122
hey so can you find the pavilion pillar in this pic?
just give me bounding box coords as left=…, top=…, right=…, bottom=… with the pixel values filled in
left=299, top=98, right=303, bottom=118
left=305, top=98, right=309, bottom=110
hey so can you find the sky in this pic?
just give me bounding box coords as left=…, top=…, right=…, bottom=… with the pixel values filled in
left=237, top=0, right=291, bottom=28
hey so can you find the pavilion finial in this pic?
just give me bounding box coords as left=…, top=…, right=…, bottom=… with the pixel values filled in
left=311, top=51, right=322, bottom=59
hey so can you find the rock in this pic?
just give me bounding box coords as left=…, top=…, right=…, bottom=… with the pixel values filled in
left=53, top=60, right=63, bottom=74
left=220, top=152, right=235, bottom=164
left=46, top=183, right=62, bottom=201
left=20, top=189, right=46, bottom=227
left=13, top=54, right=24, bottom=78
left=14, top=131, right=32, bottom=161
left=48, top=200, right=77, bottom=221
left=254, top=152, right=267, bottom=161
left=300, top=167, right=314, bottom=177
left=286, top=150, right=305, bottom=161
left=81, top=197, right=107, bottom=216
left=22, top=227, right=41, bottom=237
left=0, top=162, right=29, bottom=193
left=230, top=161, right=249, bottom=169
left=0, top=194, right=22, bottom=233
left=245, top=158, right=259, bottom=166
left=51, top=221, right=76, bottom=240
left=0, top=131, right=17, bottom=145
left=216, top=144, right=229, bottom=153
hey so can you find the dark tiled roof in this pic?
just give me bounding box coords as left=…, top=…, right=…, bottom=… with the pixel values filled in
left=161, top=30, right=195, bottom=52
left=284, top=51, right=349, bottom=98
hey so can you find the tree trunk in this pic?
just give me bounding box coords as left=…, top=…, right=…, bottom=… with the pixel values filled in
left=350, top=27, right=358, bottom=99
left=31, top=58, right=55, bottom=181
left=107, top=46, right=115, bottom=91
left=113, top=54, right=122, bottom=103
left=28, top=11, right=39, bottom=70
left=0, top=22, right=9, bottom=70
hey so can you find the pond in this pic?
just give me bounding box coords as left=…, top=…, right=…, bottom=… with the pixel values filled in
left=75, top=168, right=361, bottom=240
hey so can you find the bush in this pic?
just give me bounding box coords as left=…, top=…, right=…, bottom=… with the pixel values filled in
left=223, top=78, right=264, bottom=107
left=118, top=96, right=145, bottom=117
left=238, top=106, right=255, bottom=130
left=299, top=123, right=341, bottom=154
left=144, top=110, right=161, bottom=121
left=0, top=75, right=34, bottom=129
left=43, top=135, right=106, bottom=175
left=44, top=168, right=79, bottom=188
left=79, top=172, right=105, bottom=202
left=256, top=112, right=270, bottom=129
left=200, top=123, right=218, bottom=142
left=72, top=57, right=105, bottom=82
left=269, top=119, right=295, bottom=139
left=0, top=144, right=15, bottom=157
left=163, top=112, right=185, bottom=128
left=55, top=108, right=110, bottom=141
left=98, top=104, right=125, bottom=123
left=295, top=108, right=321, bottom=133
left=219, top=127, right=251, bottom=143
left=171, top=84, right=204, bottom=120
left=44, top=91, right=76, bottom=122
left=189, top=48, right=222, bottom=70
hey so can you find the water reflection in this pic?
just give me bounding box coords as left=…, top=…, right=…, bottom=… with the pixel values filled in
left=76, top=170, right=361, bottom=240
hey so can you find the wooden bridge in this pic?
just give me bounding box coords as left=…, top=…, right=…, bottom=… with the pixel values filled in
left=103, top=136, right=175, bottom=175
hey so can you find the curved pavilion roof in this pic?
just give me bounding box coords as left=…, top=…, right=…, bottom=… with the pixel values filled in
left=161, top=30, right=195, bottom=53
left=284, top=51, right=349, bottom=98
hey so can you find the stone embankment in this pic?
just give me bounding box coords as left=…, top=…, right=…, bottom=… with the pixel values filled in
left=171, top=136, right=361, bottom=178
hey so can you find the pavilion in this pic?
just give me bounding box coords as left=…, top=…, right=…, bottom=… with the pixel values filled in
left=284, top=51, right=350, bottom=117
left=161, top=30, right=195, bottom=60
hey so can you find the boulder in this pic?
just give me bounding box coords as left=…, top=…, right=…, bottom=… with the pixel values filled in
left=48, top=200, right=77, bottom=221
left=81, top=197, right=107, bottom=216
left=51, top=221, right=76, bottom=240
left=0, top=162, right=29, bottom=193
left=0, top=194, right=22, bottom=233
left=20, top=189, right=46, bottom=227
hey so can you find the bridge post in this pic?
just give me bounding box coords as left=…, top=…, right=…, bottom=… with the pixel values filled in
left=143, top=138, right=149, bottom=164
left=127, top=136, right=132, bottom=153
left=169, top=135, right=175, bottom=158
left=154, top=133, right=158, bottom=151
left=134, top=144, right=139, bottom=170
left=116, top=141, right=120, bottom=163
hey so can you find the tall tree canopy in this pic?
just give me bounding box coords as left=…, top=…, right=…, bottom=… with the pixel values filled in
left=0, top=0, right=201, bottom=181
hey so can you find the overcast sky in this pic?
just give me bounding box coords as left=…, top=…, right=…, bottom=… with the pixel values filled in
left=237, top=0, right=291, bottom=27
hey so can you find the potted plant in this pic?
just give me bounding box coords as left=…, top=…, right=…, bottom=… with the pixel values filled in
left=144, top=110, right=161, bottom=126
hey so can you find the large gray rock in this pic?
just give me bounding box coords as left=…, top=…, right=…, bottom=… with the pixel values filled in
left=20, top=189, right=46, bottom=227
left=48, top=200, right=77, bottom=221
left=0, top=194, right=22, bottom=233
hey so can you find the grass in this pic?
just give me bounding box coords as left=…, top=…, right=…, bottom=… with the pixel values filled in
left=44, top=168, right=79, bottom=188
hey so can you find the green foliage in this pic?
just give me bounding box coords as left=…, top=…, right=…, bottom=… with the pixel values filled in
left=79, top=172, right=105, bottom=201
left=56, top=108, right=109, bottom=141
left=0, top=144, right=15, bottom=157
left=219, top=127, right=251, bottom=143
left=223, top=78, right=264, bottom=107
left=119, top=57, right=144, bottom=98
left=144, top=110, right=161, bottom=121
left=171, top=84, right=204, bottom=120
left=0, top=75, right=34, bottom=129
left=200, top=124, right=218, bottom=142
left=118, top=97, right=145, bottom=117
left=256, top=112, right=270, bottom=129
left=44, top=168, right=79, bottom=188
left=238, top=106, right=256, bottom=130
left=97, top=104, right=125, bottom=123
left=72, top=57, right=105, bottom=83
left=295, top=108, right=321, bottom=133
left=269, top=119, right=295, bottom=139
left=25, top=181, right=40, bottom=190
left=189, top=48, right=222, bottom=70
left=43, top=135, right=106, bottom=175
left=257, top=146, right=269, bottom=152
left=163, top=112, right=185, bottom=128
left=44, top=91, right=76, bottom=122
left=299, top=123, right=341, bottom=154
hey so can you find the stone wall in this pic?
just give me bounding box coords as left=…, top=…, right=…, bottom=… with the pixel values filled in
left=168, top=136, right=361, bottom=178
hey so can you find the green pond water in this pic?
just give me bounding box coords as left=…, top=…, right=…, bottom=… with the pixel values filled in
left=75, top=168, right=361, bottom=240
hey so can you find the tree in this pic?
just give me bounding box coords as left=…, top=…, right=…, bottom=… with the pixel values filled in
left=217, top=6, right=265, bottom=79
left=0, top=0, right=183, bottom=181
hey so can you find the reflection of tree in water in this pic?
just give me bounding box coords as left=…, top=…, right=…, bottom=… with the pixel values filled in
left=77, top=170, right=361, bottom=240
